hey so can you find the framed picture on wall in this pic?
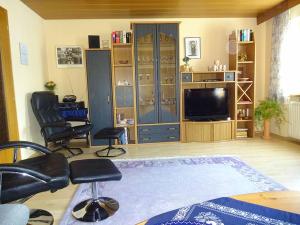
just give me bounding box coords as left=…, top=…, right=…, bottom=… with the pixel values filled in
left=184, top=37, right=201, bottom=59
left=56, top=46, right=83, bottom=68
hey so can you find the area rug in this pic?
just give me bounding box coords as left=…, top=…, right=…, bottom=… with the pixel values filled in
left=60, top=156, right=286, bottom=225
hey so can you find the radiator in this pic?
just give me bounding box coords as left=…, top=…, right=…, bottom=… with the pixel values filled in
left=288, top=102, right=300, bottom=140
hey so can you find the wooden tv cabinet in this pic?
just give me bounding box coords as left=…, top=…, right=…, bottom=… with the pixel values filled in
left=181, top=120, right=235, bottom=142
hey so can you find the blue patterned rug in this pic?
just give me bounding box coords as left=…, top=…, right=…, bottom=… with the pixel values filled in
left=60, top=156, right=286, bottom=225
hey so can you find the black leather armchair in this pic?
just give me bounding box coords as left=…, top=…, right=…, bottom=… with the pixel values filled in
left=0, top=141, right=70, bottom=224
left=31, top=91, right=93, bottom=157
left=0, top=141, right=123, bottom=223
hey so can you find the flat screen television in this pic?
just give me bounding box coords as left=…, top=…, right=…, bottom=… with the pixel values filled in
left=184, top=88, right=229, bottom=121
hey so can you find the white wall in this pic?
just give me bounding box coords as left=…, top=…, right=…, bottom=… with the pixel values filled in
left=44, top=18, right=267, bottom=104
left=0, top=0, right=47, bottom=148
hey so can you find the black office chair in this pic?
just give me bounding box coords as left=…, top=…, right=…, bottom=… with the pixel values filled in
left=0, top=141, right=70, bottom=224
left=31, top=91, right=93, bottom=157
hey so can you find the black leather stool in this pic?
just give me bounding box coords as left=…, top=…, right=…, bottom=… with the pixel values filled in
left=94, top=127, right=126, bottom=157
left=70, top=159, right=122, bottom=222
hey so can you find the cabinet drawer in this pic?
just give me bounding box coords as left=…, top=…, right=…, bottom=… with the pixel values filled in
left=138, top=124, right=179, bottom=135
left=224, top=72, right=235, bottom=81
left=139, top=132, right=180, bottom=143
left=182, top=73, right=192, bottom=82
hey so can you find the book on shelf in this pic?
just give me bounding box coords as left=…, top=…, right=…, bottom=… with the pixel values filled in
left=112, top=31, right=132, bottom=44
left=237, top=29, right=253, bottom=42
left=237, top=128, right=248, bottom=131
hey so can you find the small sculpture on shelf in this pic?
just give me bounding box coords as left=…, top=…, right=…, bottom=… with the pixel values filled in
left=117, top=80, right=130, bottom=86
left=208, top=60, right=227, bottom=71
left=238, top=52, right=247, bottom=62
left=237, top=108, right=250, bottom=120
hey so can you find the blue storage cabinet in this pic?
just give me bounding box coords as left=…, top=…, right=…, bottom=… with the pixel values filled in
left=134, top=23, right=180, bottom=143
left=86, top=50, right=113, bottom=146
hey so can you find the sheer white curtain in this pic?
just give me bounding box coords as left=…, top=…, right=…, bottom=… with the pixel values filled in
left=269, top=11, right=300, bottom=101
left=280, top=16, right=300, bottom=98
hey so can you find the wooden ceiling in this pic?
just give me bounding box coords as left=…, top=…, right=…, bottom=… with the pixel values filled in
left=21, top=0, right=286, bottom=22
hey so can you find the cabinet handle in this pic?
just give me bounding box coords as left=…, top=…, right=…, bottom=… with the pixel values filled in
left=168, top=127, right=176, bottom=130
left=143, top=137, right=150, bottom=141
left=142, top=129, right=149, bottom=132
left=169, top=136, right=176, bottom=139
left=107, top=96, right=110, bottom=104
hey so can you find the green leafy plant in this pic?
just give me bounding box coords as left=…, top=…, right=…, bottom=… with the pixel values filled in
left=182, top=56, right=190, bottom=66
left=255, top=99, right=285, bottom=127
left=44, top=81, right=56, bottom=91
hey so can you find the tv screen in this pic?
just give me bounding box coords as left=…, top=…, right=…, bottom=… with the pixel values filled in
left=184, top=88, right=229, bottom=121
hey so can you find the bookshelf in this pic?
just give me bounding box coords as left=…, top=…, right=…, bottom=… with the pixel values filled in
left=229, top=29, right=256, bottom=138
left=111, top=31, right=137, bottom=144
left=180, top=30, right=256, bottom=143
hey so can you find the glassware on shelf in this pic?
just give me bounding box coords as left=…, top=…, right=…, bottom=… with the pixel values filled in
left=138, top=74, right=143, bottom=81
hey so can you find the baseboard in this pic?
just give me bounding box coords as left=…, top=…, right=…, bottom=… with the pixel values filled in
left=270, top=133, right=300, bottom=144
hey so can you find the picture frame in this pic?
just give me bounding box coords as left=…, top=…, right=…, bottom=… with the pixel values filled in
left=56, top=46, right=83, bottom=68
left=184, top=37, right=201, bottom=59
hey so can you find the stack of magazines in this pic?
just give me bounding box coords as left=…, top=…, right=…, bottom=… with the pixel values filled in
left=236, top=128, right=248, bottom=138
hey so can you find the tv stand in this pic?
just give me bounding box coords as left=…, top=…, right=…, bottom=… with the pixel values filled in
left=181, top=120, right=235, bottom=142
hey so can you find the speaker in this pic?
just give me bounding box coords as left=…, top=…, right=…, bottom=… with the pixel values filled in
left=88, top=35, right=100, bottom=48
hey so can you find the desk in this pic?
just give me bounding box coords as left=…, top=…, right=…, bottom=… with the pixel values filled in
left=66, top=118, right=90, bottom=145
left=137, top=191, right=300, bottom=225
left=59, top=102, right=90, bottom=145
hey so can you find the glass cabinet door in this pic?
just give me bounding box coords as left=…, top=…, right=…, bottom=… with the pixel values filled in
left=158, top=24, right=179, bottom=123
left=135, top=24, right=158, bottom=124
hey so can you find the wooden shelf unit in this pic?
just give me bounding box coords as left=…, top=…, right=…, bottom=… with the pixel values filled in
left=112, top=42, right=137, bottom=143
left=229, top=30, right=256, bottom=138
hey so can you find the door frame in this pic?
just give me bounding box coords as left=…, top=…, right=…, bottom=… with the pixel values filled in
left=0, top=6, right=19, bottom=162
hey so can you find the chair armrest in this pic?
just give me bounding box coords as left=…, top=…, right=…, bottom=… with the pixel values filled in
left=0, top=141, right=51, bottom=155
left=0, top=164, right=51, bottom=183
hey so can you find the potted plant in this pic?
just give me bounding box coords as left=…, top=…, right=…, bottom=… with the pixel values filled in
left=182, top=56, right=191, bottom=72
left=44, top=81, right=56, bottom=92
left=255, top=99, right=285, bottom=139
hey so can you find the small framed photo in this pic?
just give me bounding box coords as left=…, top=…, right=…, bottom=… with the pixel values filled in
left=56, top=46, right=83, bottom=68
left=184, top=37, right=201, bottom=59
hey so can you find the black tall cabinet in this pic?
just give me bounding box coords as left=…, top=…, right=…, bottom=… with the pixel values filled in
left=86, top=50, right=113, bottom=146
left=133, top=23, right=180, bottom=143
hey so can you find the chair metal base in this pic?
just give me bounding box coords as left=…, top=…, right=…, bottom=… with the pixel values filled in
left=72, top=197, right=119, bottom=222
left=95, top=146, right=126, bottom=157
left=52, top=146, right=83, bottom=158
left=28, top=209, right=54, bottom=225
